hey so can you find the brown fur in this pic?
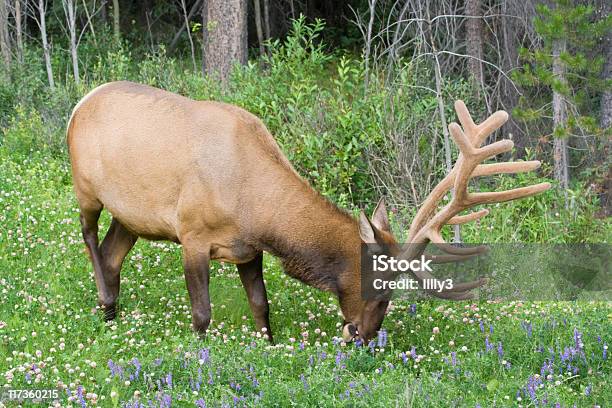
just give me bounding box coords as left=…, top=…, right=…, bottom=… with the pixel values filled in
left=67, top=81, right=392, bottom=341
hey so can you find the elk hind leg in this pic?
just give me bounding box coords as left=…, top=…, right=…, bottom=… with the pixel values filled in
left=78, top=201, right=110, bottom=314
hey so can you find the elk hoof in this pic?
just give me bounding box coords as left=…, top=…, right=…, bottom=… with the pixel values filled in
left=100, top=303, right=116, bottom=321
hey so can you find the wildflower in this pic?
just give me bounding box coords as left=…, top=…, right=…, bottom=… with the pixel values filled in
left=300, top=374, right=308, bottom=390
left=485, top=337, right=493, bottom=352
left=377, top=329, right=387, bottom=348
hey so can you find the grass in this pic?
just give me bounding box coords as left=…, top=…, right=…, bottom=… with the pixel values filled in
left=0, top=148, right=610, bottom=407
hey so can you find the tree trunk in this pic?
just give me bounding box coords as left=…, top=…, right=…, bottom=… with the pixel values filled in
left=501, top=2, right=526, bottom=158
left=64, top=0, right=79, bottom=84
left=263, top=0, right=270, bottom=40
left=0, top=0, right=10, bottom=73
left=253, top=0, right=265, bottom=56
left=100, top=0, right=107, bottom=25
left=598, top=0, right=611, bottom=217
left=112, top=0, right=120, bottom=42
left=15, top=0, right=23, bottom=63
left=601, top=6, right=612, bottom=130
left=465, top=0, right=483, bottom=88
left=202, top=0, right=247, bottom=82
left=552, top=38, right=569, bottom=193
left=38, top=0, right=54, bottom=89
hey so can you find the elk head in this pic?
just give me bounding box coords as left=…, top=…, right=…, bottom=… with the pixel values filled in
left=342, top=101, right=551, bottom=343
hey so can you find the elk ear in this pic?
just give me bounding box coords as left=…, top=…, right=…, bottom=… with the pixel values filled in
left=359, top=211, right=377, bottom=243
left=371, top=198, right=390, bottom=233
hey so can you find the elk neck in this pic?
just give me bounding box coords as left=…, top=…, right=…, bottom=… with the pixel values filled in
left=253, top=174, right=361, bottom=295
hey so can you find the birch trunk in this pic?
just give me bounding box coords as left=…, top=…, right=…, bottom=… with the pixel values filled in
left=64, top=0, right=79, bottom=84
left=15, top=0, right=23, bottom=63
left=39, top=0, right=54, bottom=89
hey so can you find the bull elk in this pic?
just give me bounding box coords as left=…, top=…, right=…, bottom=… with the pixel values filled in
left=67, top=81, right=550, bottom=343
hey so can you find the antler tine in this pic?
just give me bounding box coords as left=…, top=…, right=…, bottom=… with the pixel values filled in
left=399, top=100, right=551, bottom=300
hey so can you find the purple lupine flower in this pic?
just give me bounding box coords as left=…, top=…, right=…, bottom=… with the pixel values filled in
left=409, top=304, right=417, bottom=314
left=574, top=329, right=583, bottom=351
left=198, top=348, right=210, bottom=364
left=335, top=351, right=346, bottom=368
left=585, top=384, right=592, bottom=396
left=479, top=321, right=484, bottom=333
left=195, top=399, right=206, bottom=408
left=485, top=336, right=493, bottom=352
left=489, top=324, right=494, bottom=334
left=410, top=346, right=417, bottom=359
left=161, top=394, right=171, bottom=408
left=195, top=368, right=202, bottom=391
left=165, top=373, right=173, bottom=389
left=603, top=343, right=608, bottom=360
left=377, top=329, right=388, bottom=348
left=300, top=374, right=309, bottom=390
left=208, top=371, right=214, bottom=385
left=497, top=342, right=504, bottom=359
left=76, top=385, right=86, bottom=408
left=131, top=358, right=141, bottom=381
left=451, top=352, right=457, bottom=366
left=308, top=355, right=314, bottom=366
left=368, top=340, right=375, bottom=352
left=521, top=321, right=533, bottom=337
left=153, top=358, right=163, bottom=367
left=299, top=342, right=305, bottom=350
left=400, top=352, right=408, bottom=364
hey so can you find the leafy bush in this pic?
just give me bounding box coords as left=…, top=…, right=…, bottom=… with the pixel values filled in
left=0, top=18, right=607, bottom=243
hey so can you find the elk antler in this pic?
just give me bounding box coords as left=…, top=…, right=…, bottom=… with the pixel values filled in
left=399, top=101, right=551, bottom=300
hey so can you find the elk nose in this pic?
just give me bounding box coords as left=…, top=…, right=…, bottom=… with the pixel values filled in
left=342, top=323, right=358, bottom=342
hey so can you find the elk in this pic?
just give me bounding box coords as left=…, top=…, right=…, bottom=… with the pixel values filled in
left=67, top=81, right=550, bottom=343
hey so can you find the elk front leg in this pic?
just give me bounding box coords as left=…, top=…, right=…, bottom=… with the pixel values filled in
left=99, top=218, right=138, bottom=320
left=237, top=253, right=273, bottom=343
left=182, top=246, right=212, bottom=334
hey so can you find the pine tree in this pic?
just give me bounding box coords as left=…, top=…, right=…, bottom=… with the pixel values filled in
left=513, top=0, right=611, bottom=194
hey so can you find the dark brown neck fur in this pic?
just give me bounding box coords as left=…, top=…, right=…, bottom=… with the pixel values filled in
left=254, top=175, right=360, bottom=294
